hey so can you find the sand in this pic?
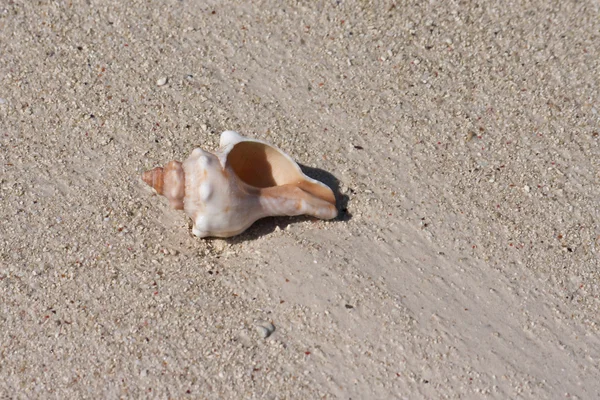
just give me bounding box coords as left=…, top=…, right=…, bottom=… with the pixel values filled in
left=1, top=0, right=599, bottom=398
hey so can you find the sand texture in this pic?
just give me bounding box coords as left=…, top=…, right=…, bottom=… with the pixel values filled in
left=1, top=0, right=599, bottom=398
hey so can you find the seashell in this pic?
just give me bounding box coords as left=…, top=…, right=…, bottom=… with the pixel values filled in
left=142, top=131, right=338, bottom=238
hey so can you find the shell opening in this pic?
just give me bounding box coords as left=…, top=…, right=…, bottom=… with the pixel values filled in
left=227, top=141, right=336, bottom=205
left=227, top=141, right=296, bottom=188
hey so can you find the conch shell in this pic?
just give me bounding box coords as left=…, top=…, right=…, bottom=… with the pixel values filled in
left=142, top=131, right=338, bottom=238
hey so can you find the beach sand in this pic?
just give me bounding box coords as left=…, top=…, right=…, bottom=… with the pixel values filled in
left=1, top=0, right=599, bottom=398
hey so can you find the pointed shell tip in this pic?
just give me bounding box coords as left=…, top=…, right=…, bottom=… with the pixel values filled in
left=142, top=167, right=164, bottom=194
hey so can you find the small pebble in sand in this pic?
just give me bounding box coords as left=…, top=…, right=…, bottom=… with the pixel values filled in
left=156, top=77, right=168, bottom=86
left=255, top=321, right=275, bottom=338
